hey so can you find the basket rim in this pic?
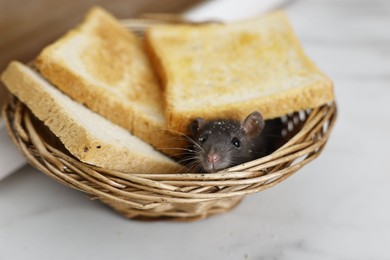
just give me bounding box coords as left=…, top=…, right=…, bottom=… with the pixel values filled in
left=3, top=96, right=337, bottom=205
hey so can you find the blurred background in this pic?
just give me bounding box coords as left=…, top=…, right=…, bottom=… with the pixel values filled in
left=0, top=0, right=203, bottom=108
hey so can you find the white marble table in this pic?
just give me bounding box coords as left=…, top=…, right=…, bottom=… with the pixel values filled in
left=1, top=0, right=390, bottom=259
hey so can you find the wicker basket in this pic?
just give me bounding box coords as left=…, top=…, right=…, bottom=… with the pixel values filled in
left=2, top=17, right=337, bottom=221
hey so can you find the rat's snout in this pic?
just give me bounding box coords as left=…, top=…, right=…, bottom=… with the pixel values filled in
left=202, top=150, right=223, bottom=172
left=207, top=152, right=220, bottom=164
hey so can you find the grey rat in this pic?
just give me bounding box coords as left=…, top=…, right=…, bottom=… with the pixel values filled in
left=187, top=111, right=266, bottom=173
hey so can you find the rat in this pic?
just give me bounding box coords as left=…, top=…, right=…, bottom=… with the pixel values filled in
left=186, top=111, right=266, bottom=173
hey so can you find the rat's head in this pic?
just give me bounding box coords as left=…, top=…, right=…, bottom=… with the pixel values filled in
left=188, top=111, right=264, bottom=173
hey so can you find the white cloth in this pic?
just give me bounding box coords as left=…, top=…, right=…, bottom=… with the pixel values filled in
left=185, top=0, right=288, bottom=22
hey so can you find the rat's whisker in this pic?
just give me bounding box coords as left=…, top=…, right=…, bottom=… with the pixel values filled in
left=159, top=128, right=199, bottom=143
left=148, top=128, right=195, bottom=142
left=177, top=157, right=197, bottom=165
left=157, top=147, right=195, bottom=152
left=185, top=160, right=203, bottom=173
left=177, top=162, right=194, bottom=173
left=187, top=139, right=204, bottom=153
left=171, top=152, right=189, bottom=158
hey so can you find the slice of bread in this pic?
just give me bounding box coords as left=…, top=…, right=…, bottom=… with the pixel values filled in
left=35, top=6, right=182, bottom=155
left=146, top=11, right=334, bottom=133
left=1, top=61, right=182, bottom=173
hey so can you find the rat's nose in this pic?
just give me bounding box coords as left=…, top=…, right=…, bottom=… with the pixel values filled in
left=207, top=153, right=220, bottom=163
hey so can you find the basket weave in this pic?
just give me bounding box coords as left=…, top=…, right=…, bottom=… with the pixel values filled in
left=2, top=17, right=337, bottom=221
left=3, top=97, right=337, bottom=221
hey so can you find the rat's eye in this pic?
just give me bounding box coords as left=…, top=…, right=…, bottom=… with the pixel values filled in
left=199, top=135, right=208, bottom=143
left=231, top=137, right=240, bottom=148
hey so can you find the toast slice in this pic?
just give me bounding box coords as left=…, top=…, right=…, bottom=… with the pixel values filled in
left=1, top=61, right=182, bottom=173
left=146, top=11, right=334, bottom=132
left=35, top=6, right=182, bottom=155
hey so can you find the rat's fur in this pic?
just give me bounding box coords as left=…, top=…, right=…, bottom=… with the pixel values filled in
left=187, top=111, right=266, bottom=173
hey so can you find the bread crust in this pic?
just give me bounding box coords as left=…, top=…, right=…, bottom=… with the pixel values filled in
left=1, top=61, right=182, bottom=173
left=146, top=11, right=334, bottom=133
left=35, top=6, right=184, bottom=155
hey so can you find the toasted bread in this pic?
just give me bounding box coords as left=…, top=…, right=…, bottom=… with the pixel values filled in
left=1, top=61, right=182, bottom=173
left=35, top=6, right=183, bottom=155
left=146, top=11, right=334, bottom=133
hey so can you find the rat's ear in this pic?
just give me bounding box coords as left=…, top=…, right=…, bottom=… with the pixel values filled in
left=188, top=118, right=207, bottom=136
left=241, top=111, right=265, bottom=137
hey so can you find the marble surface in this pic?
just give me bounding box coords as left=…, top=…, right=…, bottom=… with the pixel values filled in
left=1, top=0, right=390, bottom=259
left=0, top=123, right=26, bottom=180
